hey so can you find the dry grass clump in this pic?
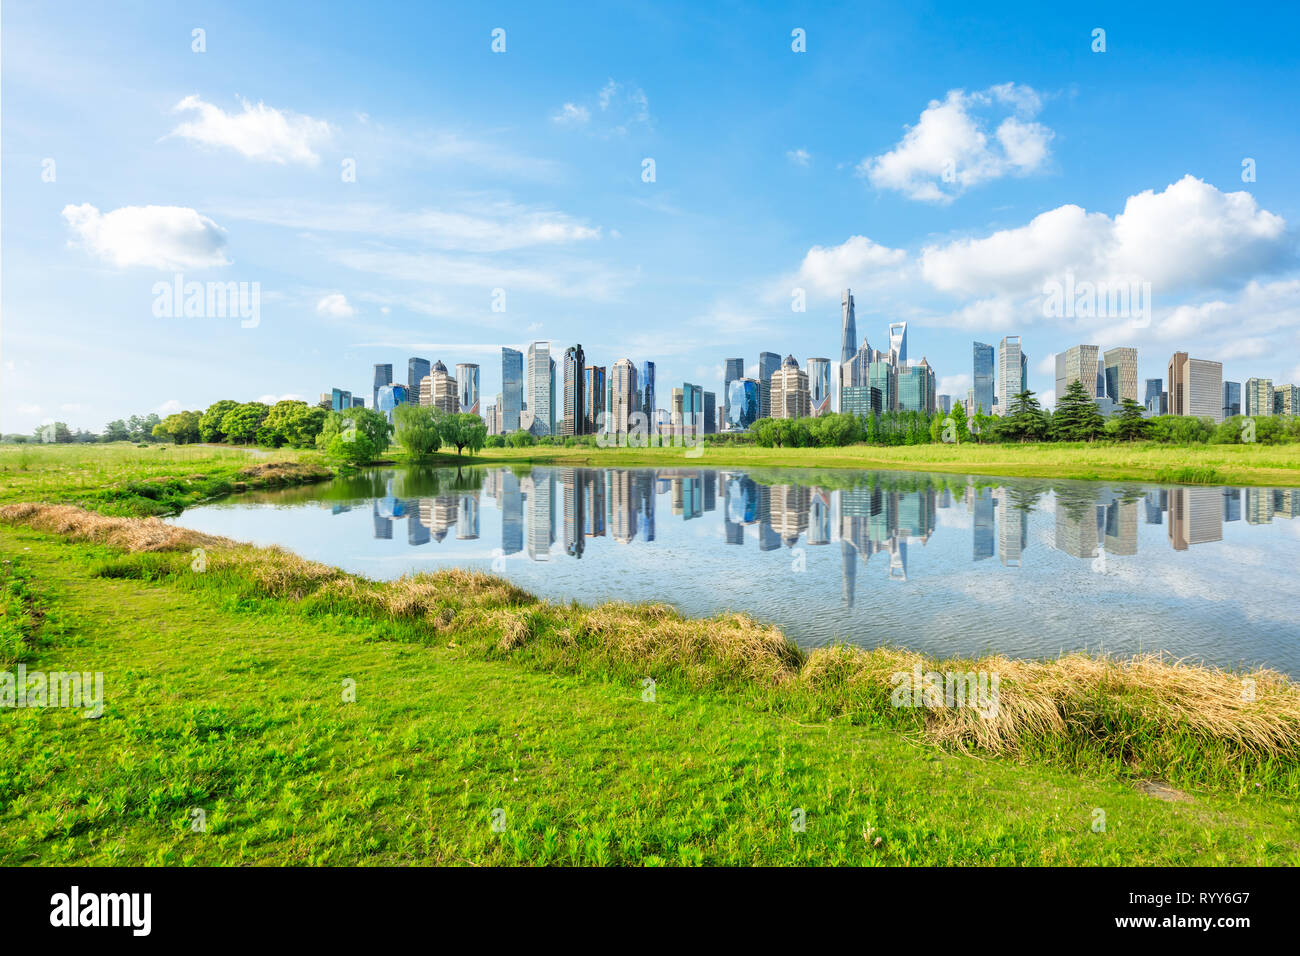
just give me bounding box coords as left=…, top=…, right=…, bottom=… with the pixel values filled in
left=0, top=503, right=232, bottom=553
left=237, top=461, right=331, bottom=484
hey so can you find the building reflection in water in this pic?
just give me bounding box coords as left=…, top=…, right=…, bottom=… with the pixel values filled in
left=341, top=467, right=1291, bottom=584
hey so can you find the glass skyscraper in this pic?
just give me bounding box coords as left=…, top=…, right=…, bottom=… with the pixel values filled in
left=1223, top=380, right=1241, bottom=419
left=997, top=336, right=1026, bottom=412
left=839, top=290, right=856, bottom=365
left=456, top=363, right=480, bottom=416
left=972, top=342, right=995, bottom=415
left=563, top=345, right=585, bottom=435
left=639, top=360, right=655, bottom=426
left=757, top=351, right=780, bottom=418
left=501, top=348, right=523, bottom=433
left=723, top=357, right=743, bottom=426
left=372, top=363, right=392, bottom=411
left=807, top=357, right=831, bottom=417
left=408, top=357, right=430, bottom=397
left=726, top=378, right=759, bottom=430
left=526, top=342, right=553, bottom=435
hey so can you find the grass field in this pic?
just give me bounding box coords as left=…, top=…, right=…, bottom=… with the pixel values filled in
left=463, top=441, right=1300, bottom=487
left=2, top=441, right=1298, bottom=865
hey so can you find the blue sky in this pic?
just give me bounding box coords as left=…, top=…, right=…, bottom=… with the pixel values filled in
left=4, top=0, right=1299, bottom=432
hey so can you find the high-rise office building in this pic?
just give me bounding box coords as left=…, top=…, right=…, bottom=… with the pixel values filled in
left=703, top=390, right=717, bottom=434
left=840, top=385, right=882, bottom=418
left=723, top=357, right=744, bottom=427
left=500, top=348, right=524, bottom=433
left=1223, top=380, right=1242, bottom=419
left=376, top=383, right=409, bottom=423
left=839, top=290, right=857, bottom=365
left=1245, top=378, right=1273, bottom=416
left=889, top=322, right=908, bottom=365
left=972, top=341, right=995, bottom=415
left=372, top=364, right=393, bottom=411
left=1102, top=347, right=1138, bottom=404
left=584, top=365, right=606, bottom=433
left=807, top=357, right=831, bottom=416
left=1056, top=344, right=1100, bottom=402
left=937, top=394, right=952, bottom=414
left=897, top=358, right=936, bottom=414
left=609, top=358, right=637, bottom=434
left=757, top=351, right=780, bottom=419
left=1275, top=384, right=1300, bottom=416
left=526, top=342, right=553, bottom=436
left=769, top=355, right=810, bottom=419
left=639, top=360, right=655, bottom=427
left=562, top=345, right=585, bottom=436
left=726, top=378, right=759, bottom=430
left=408, top=358, right=430, bottom=397
left=868, top=359, right=897, bottom=412
left=420, top=360, right=459, bottom=413
left=1169, top=352, right=1224, bottom=422
left=1145, top=378, right=1165, bottom=415
left=456, top=363, right=480, bottom=416
left=997, top=336, right=1026, bottom=412
left=330, top=388, right=352, bottom=412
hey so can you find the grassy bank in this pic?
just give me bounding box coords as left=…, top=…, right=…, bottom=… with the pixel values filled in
left=459, top=441, right=1300, bottom=487
left=2, top=512, right=1298, bottom=864
left=0, top=443, right=332, bottom=516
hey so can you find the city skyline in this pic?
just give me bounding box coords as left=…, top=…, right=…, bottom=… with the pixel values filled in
left=5, top=2, right=1300, bottom=436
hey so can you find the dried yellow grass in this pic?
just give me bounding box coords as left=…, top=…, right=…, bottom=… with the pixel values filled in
left=0, top=502, right=233, bottom=552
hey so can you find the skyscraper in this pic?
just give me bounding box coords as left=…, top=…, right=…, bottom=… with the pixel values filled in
left=769, top=355, right=810, bottom=419
left=889, top=322, right=908, bottom=365
left=372, top=363, right=393, bottom=411
left=456, top=363, right=480, bottom=416
left=1102, top=347, right=1138, bottom=404
left=1245, top=377, right=1273, bottom=416
left=839, top=290, right=857, bottom=365
left=1274, top=384, right=1299, bottom=416
left=972, top=341, right=995, bottom=415
left=1223, top=380, right=1242, bottom=419
left=1169, top=352, right=1224, bottom=422
left=609, top=358, right=637, bottom=434
left=584, top=365, right=606, bottom=433
left=997, top=336, right=1026, bottom=412
left=1146, top=378, right=1165, bottom=415
left=639, top=360, right=655, bottom=427
left=723, top=357, right=744, bottom=427
left=1055, top=344, right=1100, bottom=402
left=806, top=357, right=831, bottom=416
left=526, top=342, right=553, bottom=436
left=758, top=351, right=780, bottom=418
left=501, top=348, right=524, bottom=433
left=420, top=360, right=459, bottom=413
left=726, top=378, right=759, bottom=430
left=562, top=345, right=585, bottom=435
left=897, top=358, right=936, bottom=414
left=408, top=358, right=430, bottom=397
left=703, top=390, right=717, bottom=434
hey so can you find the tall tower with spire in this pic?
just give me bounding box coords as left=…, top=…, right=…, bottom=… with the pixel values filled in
left=839, top=289, right=857, bottom=365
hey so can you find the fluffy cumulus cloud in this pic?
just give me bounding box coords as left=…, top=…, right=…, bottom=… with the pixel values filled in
left=859, top=83, right=1054, bottom=202
left=920, top=176, right=1290, bottom=300
left=316, top=293, right=355, bottom=318
left=170, top=95, right=333, bottom=165
left=795, top=235, right=907, bottom=295
left=62, top=203, right=230, bottom=269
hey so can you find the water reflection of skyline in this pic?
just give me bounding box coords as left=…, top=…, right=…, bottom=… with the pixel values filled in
left=349, top=468, right=1300, bottom=606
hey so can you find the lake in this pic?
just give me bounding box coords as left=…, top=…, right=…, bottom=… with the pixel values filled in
left=167, top=465, right=1300, bottom=676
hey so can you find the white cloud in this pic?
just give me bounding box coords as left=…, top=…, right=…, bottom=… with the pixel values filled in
left=157, top=399, right=182, bottom=414
left=859, top=84, right=1053, bottom=202
left=795, top=235, right=907, bottom=295
left=551, top=103, right=590, bottom=126
left=257, top=393, right=305, bottom=405
left=939, top=373, right=971, bottom=396
left=62, top=203, right=230, bottom=269
left=316, top=293, right=355, bottom=318
left=170, top=95, right=332, bottom=165
left=786, top=148, right=811, bottom=166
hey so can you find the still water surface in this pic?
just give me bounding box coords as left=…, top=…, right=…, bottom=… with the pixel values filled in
left=168, top=465, right=1300, bottom=675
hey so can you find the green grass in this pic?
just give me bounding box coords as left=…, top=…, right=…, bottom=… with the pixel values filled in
left=0, top=443, right=331, bottom=515
left=2, top=525, right=1297, bottom=865
left=459, top=441, right=1300, bottom=487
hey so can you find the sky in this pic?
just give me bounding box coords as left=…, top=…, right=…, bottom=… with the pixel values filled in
left=3, top=0, right=1299, bottom=433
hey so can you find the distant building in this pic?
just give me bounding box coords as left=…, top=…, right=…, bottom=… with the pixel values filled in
left=408, top=358, right=430, bottom=398
left=1169, top=352, right=1224, bottom=422
left=1102, top=347, right=1138, bottom=404
left=609, top=359, right=637, bottom=434
left=868, top=359, right=897, bottom=412
left=1056, top=344, right=1100, bottom=400
left=889, top=322, right=908, bottom=365
left=562, top=345, right=585, bottom=436
left=1222, top=380, right=1241, bottom=419
left=703, top=391, right=717, bottom=434
left=639, top=361, right=656, bottom=429
left=806, top=357, right=832, bottom=416
left=1275, top=384, right=1300, bottom=416
left=584, top=365, right=606, bottom=434
left=330, top=388, right=352, bottom=412
left=376, top=383, right=410, bottom=422
left=839, top=290, right=857, bottom=366
left=726, top=378, right=759, bottom=430
left=373, top=363, right=393, bottom=411
left=1244, top=377, right=1273, bottom=417
left=769, top=355, right=811, bottom=419
left=937, top=394, right=952, bottom=414
left=897, top=358, right=936, bottom=414
left=526, top=342, right=553, bottom=436
left=1146, top=378, right=1166, bottom=416
left=420, top=361, right=459, bottom=413
left=997, top=336, right=1026, bottom=412
left=501, top=348, right=524, bottom=432
left=757, top=351, right=780, bottom=418
left=972, top=341, right=995, bottom=415
left=456, top=363, right=480, bottom=416
left=840, top=385, right=882, bottom=418
left=723, top=358, right=744, bottom=427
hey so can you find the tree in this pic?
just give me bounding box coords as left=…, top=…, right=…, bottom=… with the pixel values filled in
left=258, top=400, right=324, bottom=448
left=348, top=406, right=393, bottom=453
left=506, top=428, right=537, bottom=448
left=199, top=400, right=240, bottom=443
left=219, top=402, right=269, bottom=444
left=1050, top=380, right=1105, bottom=442
left=103, top=419, right=130, bottom=443
left=155, top=410, right=202, bottom=444
left=1114, top=399, right=1149, bottom=441
left=393, top=404, right=444, bottom=458
left=315, top=411, right=377, bottom=464
left=1001, top=390, right=1050, bottom=442
left=439, top=413, right=488, bottom=457
left=33, top=422, right=73, bottom=443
